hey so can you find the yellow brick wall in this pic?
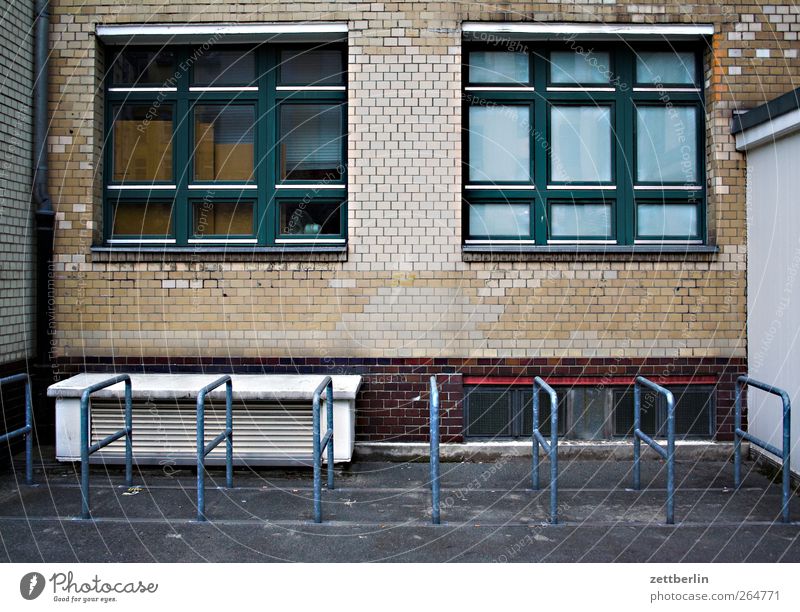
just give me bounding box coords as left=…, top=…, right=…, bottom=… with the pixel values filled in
left=47, top=1, right=800, bottom=360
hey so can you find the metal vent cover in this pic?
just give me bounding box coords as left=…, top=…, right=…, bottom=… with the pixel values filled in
left=89, top=400, right=320, bottom=466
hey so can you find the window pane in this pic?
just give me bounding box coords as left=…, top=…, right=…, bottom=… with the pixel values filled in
left=636, top=51, right=696, bottom=85
left=112, top=105, right=173, bottom=183
left=637, top=203, right=699, bottom=238
left=193, top=50, right=255, bottom=86
left=192, top=201, right=254, bottom=236
left=550, top=203, right=612, bottom=239
left=550, top=51, right=611, bottom=85
left=567, top=388, right=609, bottom=440
left=194, top=105, right=255, bottom=182
left=279, top=201, right=342, bottom=236
left=468, top=203, right=530, bottom=237
left=111, top=49, right=176, bottom=86
left=111, top=201, right=173, bottom=236
left=468, top=106, right=530, bottom=182
left=280, top=104, right=343, bottom=181
left=280, top=49, right=344, bottom=85
left=550, top=106, right=612, bottom=183
left=468, top=51, right=529, bottom=84
left=636, top=106, right=698, bottom=183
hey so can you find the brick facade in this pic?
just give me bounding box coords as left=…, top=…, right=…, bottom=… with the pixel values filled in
left=0, top=0, right=35, bottom=367
left=44, top=2, right=800, bottom=441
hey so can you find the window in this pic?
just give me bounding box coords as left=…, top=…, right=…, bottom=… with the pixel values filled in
left=464, top=385, right=714, bottom=440
left=463, top=43, right=704, bottom=247
left=103, top=45, right=347, bottom=247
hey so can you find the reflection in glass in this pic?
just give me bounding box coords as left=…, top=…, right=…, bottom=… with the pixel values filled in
left=468, top=52, right=529, bottom=84
left=193, top=50, right=255, bottom=86
left=636, top=52, right=696, bottom=85
left=111, top=49, right=176, bottom=86
left=636, top=106, right=697, bottom=183
left=280, top=104, right=343, bottom=181
left=468, top=203, right=530, bottom=237
left=637, top=203, right=699, bottom=238
left=550, top=202, right=612, bottom=239
left=192, top=201, right=254, bottom=236
left=550, top=106, right=612, bottom=183
left=468, top=106, right=531, bottom=182
left=280, top=201, right=342, bottom=235
left=112, top=105, right=173, bottom=183
left=550, top=51, right=611, bottom=85
left=280, top=50, right=344, bottom=85
left=194, top=105, right=255, bottom=182
left=111, top=201, right=173, bottom=236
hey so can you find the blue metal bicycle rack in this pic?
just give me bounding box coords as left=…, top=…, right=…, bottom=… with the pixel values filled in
left=633, top=376, right=676, bottom=525
left=0, top=373, right=34, bottom=485
left=195, top=375, right=234, bottom=522
left=532, top=376, right=559, bottom=524
left=735, top=375, right=792, bottom=523
left=312, top=376, right=334, bottom=523
left=429, top=376, right=440, bottom=525
left=79, top=374, right=133, bottom=520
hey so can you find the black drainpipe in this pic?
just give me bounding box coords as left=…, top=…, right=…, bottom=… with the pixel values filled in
left=32, top=0, right=54, bottom=428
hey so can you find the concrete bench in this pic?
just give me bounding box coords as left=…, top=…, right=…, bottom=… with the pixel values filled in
left=48, top=373, right=361, bottom=466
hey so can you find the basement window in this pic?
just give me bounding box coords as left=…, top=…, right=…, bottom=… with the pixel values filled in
left=464, top=385, right=714, bottom=440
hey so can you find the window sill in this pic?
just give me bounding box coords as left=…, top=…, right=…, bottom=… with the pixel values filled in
left=90, top=244, right=348, bottom=263
left=462, top=244, right=719, bottom=261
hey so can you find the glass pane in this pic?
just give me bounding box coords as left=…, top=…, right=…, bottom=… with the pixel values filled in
left=550, top=106, right=612, bottom=183
left=568, top=388, right=609, bottom=440
left=280, top=201, right=342, bottom=236
left=468, top=106, right=530, bottom=182
left=193, top=50, right=255, bottom=86
left=194, top=105, right=255, bottom=182
left=112, top=105, right=173, bottom=183
left=280, top=49, right=344, bottom=85
left=550, top=51, right=611, bottom=85
left=636, top=106, right=698, bottom=183
left=636, top=51, right=696, bottom=85
left=111, top=49, right=176, bottom=86
left=637, top=203, right=699, bottom=238
left=468, top=51, right=529, bottom=84
left=550, top=203, right=612, bottom=239
left=468, top=203, right=530, bottom=237
left=192, top=201, right=254, bottom=236
left=280, top=104, right=343, bottom=181
left=111, top=201, right=173, bottom=236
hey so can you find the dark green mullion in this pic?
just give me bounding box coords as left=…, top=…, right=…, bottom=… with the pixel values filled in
left=616, top=47, right=635, bottom=245
left=263, top=45, right=277, bottom=246
left=173, top=47, right=191, bottom=246
left=253, top=46, right=270, bottom=246
left=532, top=50, right=548, bottom=245
left=275, top=90, right=346, bottom=102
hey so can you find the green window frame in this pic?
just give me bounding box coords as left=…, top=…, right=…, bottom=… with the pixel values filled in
left=103, top=44, right=347, bottom=248
left=463, top=43, right=705, bottom=247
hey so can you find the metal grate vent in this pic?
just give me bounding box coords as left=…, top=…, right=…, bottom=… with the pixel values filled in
left=613, top=387, right=713, bottom=438
left=464, top=388, right=513, bottom=437
left=89, top=400, right=317, bottom=465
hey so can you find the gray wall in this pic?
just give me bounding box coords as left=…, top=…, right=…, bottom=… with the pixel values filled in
left=746, top=129, right=800, bottom=477
left=0, top=0, right=35, bottom=368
